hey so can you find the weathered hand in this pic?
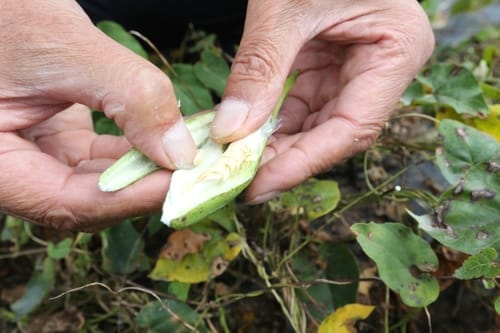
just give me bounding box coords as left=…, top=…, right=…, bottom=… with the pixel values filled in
left=0, top=105, right=170, bottom=231
left=212, top=0, right=435, bottom=203
left=0, top=0, right=196, bottom=230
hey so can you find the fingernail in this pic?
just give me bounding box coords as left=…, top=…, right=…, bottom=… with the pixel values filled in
left=162, top=119, right=196, bottom=169
left=211, top=99, right=250, bottom=139
left=247, top=191, right=281, bottom=205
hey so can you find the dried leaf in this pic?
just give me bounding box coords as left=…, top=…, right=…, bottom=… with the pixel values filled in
left=160, top=229, right=211, bottom=262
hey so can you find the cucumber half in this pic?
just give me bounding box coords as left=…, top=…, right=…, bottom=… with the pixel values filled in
left=98, top=71, right=299, bottom=228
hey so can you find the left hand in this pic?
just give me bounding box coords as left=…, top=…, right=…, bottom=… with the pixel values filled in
left=0, top=104, right=170, bottom=232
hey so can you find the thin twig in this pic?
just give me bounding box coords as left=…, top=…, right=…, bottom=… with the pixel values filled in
left=384, top=287, right=390, bottom=333
left=0, top=248, right=46, bottom=259
left=424, top=306, right=433, bottom=333
left=129, top=30, right=175, bottom=74
left=50, top=282, right=199, bottom=332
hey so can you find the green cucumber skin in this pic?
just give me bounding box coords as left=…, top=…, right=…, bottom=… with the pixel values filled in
left=98, top=148, right=159, bottom=192
left=167, top=134, right=268, bottom=229
left=98, top=111, right=216, bottom=192
left=98, top=72, right=299, bottom=227
left=169, top=177, right=253, bottom=229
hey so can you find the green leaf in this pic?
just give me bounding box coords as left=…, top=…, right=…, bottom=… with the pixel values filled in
left=170, top=64, right=214, bottom=116
left=495, top=296, right=500, bottom=314
left=454, top=248, right=500, bottom=279
left=482, top=83, right=500, bottom=100
left=352, top=222, right=439, bottom=307
left=47, top=238, right=72, bottom=260
left=167, top=282, right=191, bottom=302
left=150, top=223, right=242, bottom=283
left=279, top=178, right=341, bottom=221
left=411, top=120, right=500, bottom=255
left=319, top=243, right=359, bottom=308
left=97, top=20, right=148, bottom=59
left=410, top=208, right=499, bottom=256
left=100, top=220, right=149, bottom=274
left=451, top=0, right=494, bottom=15
left=292, top=252, right=334, bottom=321
left=0, top=216, right=29, bottom=246
left=92, top=112, right=122, bottom=135
left=194, top=50, right=230, bottom=97
left=436, top=119, right=499, bottom=184
left=11, top=258, right=55, bottom=318
left=403, top=64, right=489, bottom=117
left=206, top=202, right=237, bottom=233
left=136, top=299, right=208, bottom=333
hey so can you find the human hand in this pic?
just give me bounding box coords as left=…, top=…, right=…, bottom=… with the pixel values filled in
left=0, top=0, right=196, bottom=230
left=211, top=0, right=435, bottom=203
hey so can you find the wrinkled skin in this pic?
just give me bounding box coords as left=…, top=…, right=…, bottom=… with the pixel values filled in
left=0, top=0, right=195, bottom=231
left=0, top=0, right=434, bottom=231
left=211, top=0, right=435, bottom=203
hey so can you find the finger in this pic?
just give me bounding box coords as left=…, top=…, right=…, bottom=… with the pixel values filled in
left=245, top=53, right=429, bottom=202
left=0, top=145, right=169, bottom=231
left=21, top=104, right=132, bottom=163
left=245, top=117, right=371, bottom=203
left=5, top=1, right=196, bottom=169
left=63, top=30, right=196, bottom=170
left=210, top=0, right=309, bottom=142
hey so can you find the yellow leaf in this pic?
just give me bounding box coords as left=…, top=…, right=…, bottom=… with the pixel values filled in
left=318, top=304, right=375, bottom=333
left=471, top=105, right=500, bottom=141
left=149, top=229, right=243, bottom=284
left=436, top=105, right=500, bottom=141
left=223, top=233, right=244, bottom=261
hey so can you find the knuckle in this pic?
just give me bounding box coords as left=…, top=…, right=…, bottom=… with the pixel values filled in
left=231, top=38, right=282, bottom=83
left=42, top=207, right=78, bottom=231
left=128, top=64, right=174, bottom=102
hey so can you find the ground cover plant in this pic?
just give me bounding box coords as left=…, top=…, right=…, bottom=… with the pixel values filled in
left=1, top=2, right=499, bottom=332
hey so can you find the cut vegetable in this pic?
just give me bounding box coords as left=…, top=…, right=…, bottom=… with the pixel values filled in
left=98, top=71, right=299, bottom=228
left=98, top=111, right=215, bottom=192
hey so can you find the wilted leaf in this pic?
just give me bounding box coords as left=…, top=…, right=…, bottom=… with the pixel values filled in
left=100, top=220, right=149, bottom=274
left=97, top=20, right=148, bottom=58
left=11, top=258, right=55, bottom=318
left=352, top=223, right=439, bottom=307
left=279, top=178, right=341, bottom=220
left=411, top=120, right=500, bottom=254
left=454, top=248, right=500, bottom=279
left=160, top=229, right=211, bottom=262
left=194, top=50, right=230, bottom=97
left=136, top=299, right=208, bottom=333
left=170, top=63, right=214, bottom=116
left=318, top=304, right=374, bottom=333
left=436, top=105, right=500, bottom=141
left=47, top=238, right=72, bottom=260
left=150, top=223, right=243, bottom=283
left=320, top=243, right=359, bottom=308
left=402, top=64, right=489, bottom=117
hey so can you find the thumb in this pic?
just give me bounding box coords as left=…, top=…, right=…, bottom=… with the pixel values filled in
left=29, top=2, right=197, bottom=170
left=81, top=33, right=196, bottom=170
left=211, top=1, right=306, bottom=142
